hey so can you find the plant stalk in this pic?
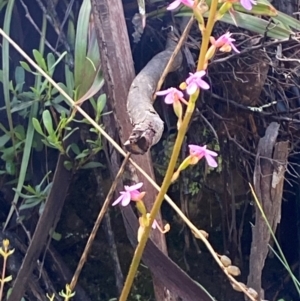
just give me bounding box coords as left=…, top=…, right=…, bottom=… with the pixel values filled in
left=119, top=2, right=219, bottom=300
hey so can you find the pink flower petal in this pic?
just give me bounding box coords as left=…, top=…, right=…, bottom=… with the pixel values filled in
left=186, top=82, right=198, bottom=95
left=121, top=192, right=131, bottom=206
left=189, top=144, right=205, bottom=153
left=165, top=93, right=175, bottom=104
left=197, top=79, right=210, bottom=90
left=167, top=0, right=181, bottom=10
left=188, top=144, right=218, bottom=167
left=127, top=182, right=143, bottom=191
left=112, top=194, right=124, bottom=206
left=156, top=90, right=170, bottom=96
left=205, top=149, right=218, bottom=157
left=156, top=88, right=184, bottom=105
left=186, top=72, right=195, bottom=85
left=205, top=154, right=218, bottom=168
left=230, top=43, right=240, bottom=54
left=240, top=0, right=255, bottom=10
left=152, top=219, right=159, bottom=229
left=182, top=0, right=194, bottom=7
left=194, top=70, right=206, bottom=78
left=130, top=191, right=141, bottom=200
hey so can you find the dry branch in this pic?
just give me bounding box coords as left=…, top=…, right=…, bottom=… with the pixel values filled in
left=248, top=122, right=289, bottom=299
left=124, top=30, right=183, bottom=154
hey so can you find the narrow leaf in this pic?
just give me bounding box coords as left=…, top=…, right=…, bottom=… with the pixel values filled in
left=42, top=110, right=54, bottom=135
left=32, top=118, right=45, bottom=136
left=33, top=49, right=48, bottom=72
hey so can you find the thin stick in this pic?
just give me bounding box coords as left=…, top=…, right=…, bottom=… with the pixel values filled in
left=155, top=16, right=194, bottom=96
left=69, top=153, right=131, bottom=291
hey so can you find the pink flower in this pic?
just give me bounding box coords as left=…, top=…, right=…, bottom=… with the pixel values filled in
left=240, top=0, right=256, bottom=10
left=156, top=87, right=184, bottom=104
left=167, top=0, right=194, bottom=10
left=213, top=32, right=240, bottom=53
left=112, top=183, right=144, bottom=206
left=185, top=71, right=210, bottom=95
left=151, top=219, right=159, bottom=229
left=189, top=144, right=218, bottom=168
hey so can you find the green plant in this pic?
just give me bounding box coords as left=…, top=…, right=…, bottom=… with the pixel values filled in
left=1, top=0, right=104, bottom=228
left=0, top=239, right=14, bottom=301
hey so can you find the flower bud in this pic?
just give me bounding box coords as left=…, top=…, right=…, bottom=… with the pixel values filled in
left=179, top=82, right=187, bottom=90
left=217, top=2, right=232, bottom=20
left=220, top=44, right=232, bottom=53
left=131, top=191, right=146, bottom=201
left=136, top=200, right=147, bottom=216
left=164, top=223, right=171, bottom=233
left=247, top=287, right=258, bottom=299
left=173, top=99, right=183, bottom=120
left=226, top=265, right=241, bottom=276
left=205, top=45, right=216, bottom=61
left=171, top=170, right=180, bottom=183
left=220, top=255, right=231, bottom=267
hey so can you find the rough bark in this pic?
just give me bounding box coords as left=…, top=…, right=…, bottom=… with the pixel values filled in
left=247, top=122, right=289, bottom=299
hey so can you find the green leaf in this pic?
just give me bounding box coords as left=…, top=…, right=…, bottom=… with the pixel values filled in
left=14, top=125, right=26, bottom=141
left=48, top=51, right=68, bottom=76
left=0, top=133, right=10, bottom=147
left=64, top=160, right=73, bottom=170
left=216, top=11, right=292, bottom=39
left=33, top=49, right=48, bottom=72
left=19, top=198, right=41, bottom=210
left=74, top=0, right=91, bottom=95
left=32, top=118, right=45, bottom=136
left=42, top=110, right=54, bottom=135
left=5, top=161, right=16, bottom=175
left=63, top=127, right=79, bottom=141
left=47, top=52, right=55, bottom=73
left=75, top=150, right=89, bottom=159
left=53, top=103, right=70, bottom=115
left=275, top=11, right=300, bottom=31
left=69, top=143, right=81, bottom=155
left=81, top=161, right=104, bottom=169
left=97, top=94, right=107, bottom=116
left=23, top=184, right=37, bottom=195
left=11, top=100, right=36, bottom=113
left=232, top=2, right=277, bottom=16
left=51, top=231, right=62, bottom=241
left=20, top=61, right=33, bottom=73
left=15, top=66, right=25, bottom=85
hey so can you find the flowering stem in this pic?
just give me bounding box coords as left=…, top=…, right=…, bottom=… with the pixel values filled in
left=0, top=255, right=7, bottom=300
left=197, top=0, right=219, bottom=71
left=119, top=4, right=219, bottom=300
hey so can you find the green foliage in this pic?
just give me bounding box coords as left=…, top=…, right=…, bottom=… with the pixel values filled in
left=15, top=172, right=52, bottom=212
left=168, top=0, right=300, bottom=39
left=0, top=0, right=105, bottom=227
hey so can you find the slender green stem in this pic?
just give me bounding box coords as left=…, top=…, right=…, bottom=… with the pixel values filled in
left=197, top=0, right=219, bottom=71
left=119, top=2, right=219, bottom=300
left=3, top=15, right=48, bottom=230
left=2, top=0, right=16, bottom=150
left=119, top=100, right=196, bottom=300
left=0, top=256, right=7, bottom=301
